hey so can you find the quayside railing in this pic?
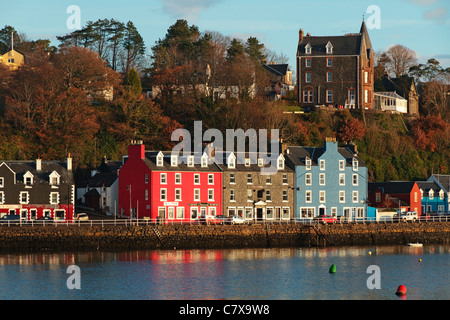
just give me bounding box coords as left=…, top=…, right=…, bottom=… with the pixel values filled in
left=1, top=215, right=449, bottom=227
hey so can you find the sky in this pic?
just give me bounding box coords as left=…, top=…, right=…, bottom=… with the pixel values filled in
left=1, top=0, right=449, bottom=70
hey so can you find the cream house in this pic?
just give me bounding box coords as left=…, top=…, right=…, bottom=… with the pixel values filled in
left=0, top=49, right=24, bottom=70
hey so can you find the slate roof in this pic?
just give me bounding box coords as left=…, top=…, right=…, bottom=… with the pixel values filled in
left=285, top=145, right=365, bottom=167
left=298, top=34, right=362, bottom=56
left=143, top=151, right=221, bottom=172
left=429, top=174, right=450, bottom=192
left=368, top=181, right=416, bottom=194
left=214, top=151, right=293, bottom=173
left=263, top=64, right=290, bottom=76
left=381, top=75, right=416, bottom=98
left=0, top=160, right=74, bottom=185
left=417, top=181, right=443, bottom=193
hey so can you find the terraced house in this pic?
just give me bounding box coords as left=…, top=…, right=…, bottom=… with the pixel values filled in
left=285, top=139, right=368, bottom=221
left=215, top=152, right=294, bottom=222
left=0, top=156, right=75, bottom=221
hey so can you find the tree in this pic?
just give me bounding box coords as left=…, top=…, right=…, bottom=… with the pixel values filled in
left=337, top=118, right=366, bottom=144
left=122, top=21, right=146, bottom=74
left=226, top=38, right=245, bottom=62
left=124, top=68, right=143, bottom=98
left=245, top=37, right=267, bottom=65
left=384, top=45, right=417, bottom=77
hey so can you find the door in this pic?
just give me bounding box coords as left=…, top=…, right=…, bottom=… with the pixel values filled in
left=256, top=208, right=264, bottom=221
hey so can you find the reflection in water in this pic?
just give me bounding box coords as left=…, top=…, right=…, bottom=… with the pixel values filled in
left=0, top=245, right=448, bottom=300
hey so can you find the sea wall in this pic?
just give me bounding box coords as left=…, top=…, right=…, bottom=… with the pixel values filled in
left=0, top=222, right=449, bottom=252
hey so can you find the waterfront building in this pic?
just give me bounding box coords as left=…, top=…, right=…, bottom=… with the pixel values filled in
left=296, top=20, right=374, bottom=109
left=118, top=140, right=223, bottom=223
left=0, top=156, right=75, bottom=221
left=76, top=157, right=122, bottom=216
left=368, top=181, right=422, bottom=216
left=285, top=139, right=368, bottom=221
left=215, top=151, right=295, bottom=222
left=417, top=181, right=447, bottom=214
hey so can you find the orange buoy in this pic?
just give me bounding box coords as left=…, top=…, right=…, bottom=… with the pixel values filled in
left=395, top=285, right=407, bottom=296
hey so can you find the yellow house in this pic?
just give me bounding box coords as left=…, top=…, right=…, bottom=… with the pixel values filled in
left=0, top=49, right=24, bottom=70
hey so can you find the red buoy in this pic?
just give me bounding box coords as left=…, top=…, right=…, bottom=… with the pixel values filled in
left=395, top=285, right=407, bottom=296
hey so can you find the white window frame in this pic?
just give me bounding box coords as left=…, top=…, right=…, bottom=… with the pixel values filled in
left=352, top=191, right=359, bottom=203
left=50, top=192, right=59, bottom=205
left=327, top=72, right=332, bottom=83
left=339, top=173, right=345, bottom=186
left=352, top=174, right=359, bottom=186
left=339, top=191, right=345, bottom=203
left=305, top=72, right=311, bottom=83
left=194, top=189, right=200, bottom=201
left=160, top=173, right=167, bottom=184
left=339, top=160, right=345, bottom=171
left=305, top=157, right=311, bottom=170
left=319, top=173, right=326, bottom=186
left=319, top=159, right=325, bottom=170
left=305, top=173, right=312, bottom=186
left=171, top=155, right=178, bottom=167
left=208, top=189, right=214, bottom=201
left=0, top=191, right=4, bottom=204
left=319, top=190, right=326, bottom=203
left=305, top=191, right=312, bottom=203
left=230, top=189, right=235, bottom=202
left=176, top=207, right=184, bottom=219
left=208, top=174, right=214, bottom=185
left=0, top=177, right=4, bottom=188
left=175, top=188, right=182, bottom=201
left=156, top=155, right=164, bottom=167
left=175, top=173, right=181, bottom=184
left=160, top=189, right=167, bottom=201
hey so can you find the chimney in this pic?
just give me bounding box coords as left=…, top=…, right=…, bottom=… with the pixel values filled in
left=299, top=29, right=304, bottom=43
left=129, top=140, right=145, bottom=160
left=67, top=153, right=72, bottom=171
left=36, top=158, right=41, bottom=171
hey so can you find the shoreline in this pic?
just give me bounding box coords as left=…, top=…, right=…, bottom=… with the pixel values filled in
left=0, top=222, right=449, bottom=253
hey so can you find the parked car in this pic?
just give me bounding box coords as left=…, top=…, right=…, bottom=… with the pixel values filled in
left=313, top=215, right=338, bottom=224
left=229, top=215, right=246, bottom=224
left=199, top=214, right=222, bottom=225
left=76, top=213, right=89, bottom=221
left=36, top=216, right=54, bottom=221
left=214, top=215, right=230, bottom=224
left=0, top=215, right=21, bottom=224
left=394, top=211, right=418, bottom=222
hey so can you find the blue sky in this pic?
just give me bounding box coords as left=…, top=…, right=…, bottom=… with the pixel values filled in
left=1, top=0, right=449, bottom=69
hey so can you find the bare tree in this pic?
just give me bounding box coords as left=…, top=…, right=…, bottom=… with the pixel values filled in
left=385, top=44, right=417, bottom=77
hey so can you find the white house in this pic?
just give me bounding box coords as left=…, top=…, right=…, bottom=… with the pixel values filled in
left=374, top=92, right=408, bottom=113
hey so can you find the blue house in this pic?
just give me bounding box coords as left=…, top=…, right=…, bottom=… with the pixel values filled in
left=427, top=174, right=450, bottom=213
left=418, top=180, right=448, bottom=214
left=285, top=139, right=368, bottom=221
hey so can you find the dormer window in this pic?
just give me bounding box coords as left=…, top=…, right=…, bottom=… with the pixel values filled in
left=245, top=158, right=250, bottom=167
left=0, top=177, right=3, bottom=188
left=277, top=155, right=285, bottom=170
left=305, top=157, right=311, bottom=170
left=326, top=42, right=333, bottom=54
left=24, top=171, right=34, bottom=187
left=49, top=171, right=60, bottom=186
left=187, top=156, right=194, bottom=167
left=227, top=153, right=236, bottom=169
left=439, top=190, right=445, bottom=200
left=156, top=152, right=164, bottom=167
left=258, top=158, right=264, bottom=167
left=171, top=155, right=178, bottom=167
left=201, top=154, right=208, bottom=168
left=305, top=43, right=311, bottom=55
left=429, top=190, right=434, bottom=200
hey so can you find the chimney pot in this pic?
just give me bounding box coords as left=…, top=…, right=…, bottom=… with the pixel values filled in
left=299, top=29, right=304, bottom=43
left=36, top=158, right=41, bottom=171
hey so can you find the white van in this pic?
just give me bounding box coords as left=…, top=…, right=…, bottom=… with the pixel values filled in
left=399, top=211, right=418, bottom=222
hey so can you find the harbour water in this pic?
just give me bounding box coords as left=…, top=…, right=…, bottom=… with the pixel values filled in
left=0, top=245, right=448, bottom=300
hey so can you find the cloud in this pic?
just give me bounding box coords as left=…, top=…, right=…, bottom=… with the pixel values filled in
left=162, top=0, right=221, bottom=22
left=423, top=7, right=448, bottom=21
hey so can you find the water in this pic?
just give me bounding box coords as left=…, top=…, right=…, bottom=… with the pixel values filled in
left=0, top=245, right=448, bottom=300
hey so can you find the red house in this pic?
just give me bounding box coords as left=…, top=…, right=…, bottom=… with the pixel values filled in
left=368, top=181, right=422, bottom=216
left=118, top=140, right=223, bottom=223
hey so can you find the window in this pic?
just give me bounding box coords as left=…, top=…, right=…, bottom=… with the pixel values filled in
left=194, top=174, right=200, bottom=185
left=168, top=207, right=175, bottom=219
left=176, top=207, right=184, bottom=219
left=201, top=155, right=208, bottom=168
left=278, top=157, right=284, bottom=170
left=209, top=207, right=216, bottom=216
left=266, top=175, right=271, bottom=185
left=145, top=189, right=148, bottom=201
left=245, top=207, right=252, bottom=220
left=429, top=190, right=434, bottom=200
left=300, top=207, right=315, bottom=218
left=145, top=174, right=148, bottom=184
left=364, top=71, right=369, bottom=84
left=20, top=192, right=29, bottom=204
left=352, top=158, right=359, bottom=171
left=283, top=174, right=288, bottom=184
left=230, top=173, right=235, bottom=184
left=208, top=189, right=214, bottom=201
left=247, top=189, right=252, bottom=202
left=339, top=191, right=345, bottom=203
left=50, top=192, right=59, bottom=204
left=305, top=73, right=311, bottom=83
left=175, top=173, right=181, bottom=184
left=326, top=90, right=333, bottom=103
left=160, top=189, right=167, bottom=201
left=157, top=155, right=164, bottom=166
left=331, top=207, right=337, bottom=217
left=414, top=192, right=418, bottom=202
left=30, top=209, right=37, bottom=220
left=306, top=58, right=311, bottom=68
left=49, top=171, right=60, bottom=186
left=187, top=156, right=194, bottom=167
left=24, top=172, right=33, bottom=186
left=352, top=191, right=359, bottom=203
left=303, top=90, right=313, bottom=103
left=247, top=173, right=252, bottom=184
left=208, top=174, right=214, bottom=185
left=245, top=158, right=250, bottom=166
left=175, top=189, right=182, bottom=201
left=171, top=155, right=178, bottom=167
left=305, top=173, right=312, bottom=185
left=194, top=189, right=200, bottom=201
left=327, top=58, right=332, bottom=67
left=339, top=160, right=345, bottom=171
left=228, top=155, right=235, bottom=168
left=191, top=207, right=198, bottom=219
left=326, top=42, right=333, bottom=54
left=327, top=72, right=332, bottom=82
left=352, top=174, right=358, bottom=186
left=439, top=190, right=445, bottom=200
left=258, top=158, right=264, bottom=167
left=305, top=43, right=311, bottom=54
left=266, top=208, right=274, bottom=219
left=339, top=174, right=345, bottom=186
left=283, top=190, right=288, bottom=201
left=319, top=173, right=325, bottom=185
left=282, top=208, right=290, bottom=220
left=266, top=189, right=271, bottom=201
left=319, top=159, right=325, bottom=170
left=365, top=90, right=369, bottom=103
left=0, top=177, right=3, bottom=188
left=305, top=191, right=312, bottom=203
left=305, top=158, right=311, bottom=170
left=320, top=191, right=326, bottom=203
left=160, top=173, right=167, bottom=184
left=230, top=189, right=235, bottom=201
left=0, top=191, right=4, bottom=204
